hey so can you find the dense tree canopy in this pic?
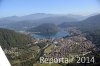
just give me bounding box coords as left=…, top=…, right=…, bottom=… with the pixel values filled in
left=0, top=28, right=31, bottom=48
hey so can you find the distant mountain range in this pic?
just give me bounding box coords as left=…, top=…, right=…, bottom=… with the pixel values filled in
left=59, top=14, right=100, bottom=30
left=0, top=13, right=86, bottom=30
left=0, top=13, right=86, bottom=23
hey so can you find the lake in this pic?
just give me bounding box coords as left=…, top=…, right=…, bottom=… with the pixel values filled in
left=31, top=30, right=69, bottom=39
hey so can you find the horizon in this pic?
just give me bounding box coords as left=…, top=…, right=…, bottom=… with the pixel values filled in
left=0, top=0, right=100, bottom=18
left=0, top=12, right=100, bottom=18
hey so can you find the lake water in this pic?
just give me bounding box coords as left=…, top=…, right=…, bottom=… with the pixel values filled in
left=32, top=30, right=69, bottom=39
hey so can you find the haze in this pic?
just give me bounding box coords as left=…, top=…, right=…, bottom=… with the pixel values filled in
left=0, top=0, right=100, bottom=18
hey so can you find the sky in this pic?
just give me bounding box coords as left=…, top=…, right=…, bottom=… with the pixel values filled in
left=0, top=0, right=100, bottom=18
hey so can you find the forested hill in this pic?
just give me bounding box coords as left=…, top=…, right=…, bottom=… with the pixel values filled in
left=28, top=23, right=59, bottom=33
left=0, top=28, right=31, bottom=49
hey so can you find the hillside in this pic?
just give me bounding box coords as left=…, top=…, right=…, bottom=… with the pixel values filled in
left=0, top=28, right=31, bottom=48
left=0, top=28, right=42, bottom=66
left=0, top=13, right=85, bottom=31
left=59, top=14, right=100, bottom=46
left=77, top=14, right=100, bottom=46
left=28, top=23, right=59, bottom=33
left=0, top=13, right=83, bottom=25
left=4, top=21, right=37, bottom=31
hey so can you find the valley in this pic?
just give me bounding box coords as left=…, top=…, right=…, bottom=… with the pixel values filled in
left=0, top=14, right=100, bottom=66
left=1, top=27, right=98, bottom=66
left=1, top=0, right=100, bottom=66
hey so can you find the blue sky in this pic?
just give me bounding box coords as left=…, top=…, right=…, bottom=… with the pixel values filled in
left=0, top=0, right=100, bottom=17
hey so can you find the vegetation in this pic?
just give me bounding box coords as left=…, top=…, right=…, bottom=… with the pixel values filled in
left=0, top=28, right=32, bottom=49
left=0, top=14, right=100, bottom=66
left=28, top=23, right=59, bottom=33
left=77, top=14, right=100, bottom=47
left=59, top=14, right=100, bottom=47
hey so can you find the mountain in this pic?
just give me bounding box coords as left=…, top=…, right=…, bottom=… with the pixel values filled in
left=0, top=28, right=41, bottom=66
left=0, top=28, right=31, bottom=49
left=4, top=16, right=78, bottom=31
left=28, top=23, right=59, bottom=33
left=0, top=13, right=85, bottom=23
left=59, top=14, right=100, bottom=46
left=0, top=13, right=86, bottom=31
left=3, top=21, right=37, bottom=31
left=58, top=22, right=77, bottom=28
left=59, top=14, right=100, bottom=28
left=19, top=13, right=55, bottom=20
left=78, top=14, right=100, bottom=29
left=0, top=13, right=50, bottom=25
left=0, top=13, right=54, bottom=22
left=77, top=14, right=100, bottom=45
left=32, top=15, right=78, bottom=24
left=66, top=14, right=87, bottom=20
left=0, top=16, right=19, bottom=25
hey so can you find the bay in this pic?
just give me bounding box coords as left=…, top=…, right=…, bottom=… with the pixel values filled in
left=31, top=30, right=69, bottom=39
